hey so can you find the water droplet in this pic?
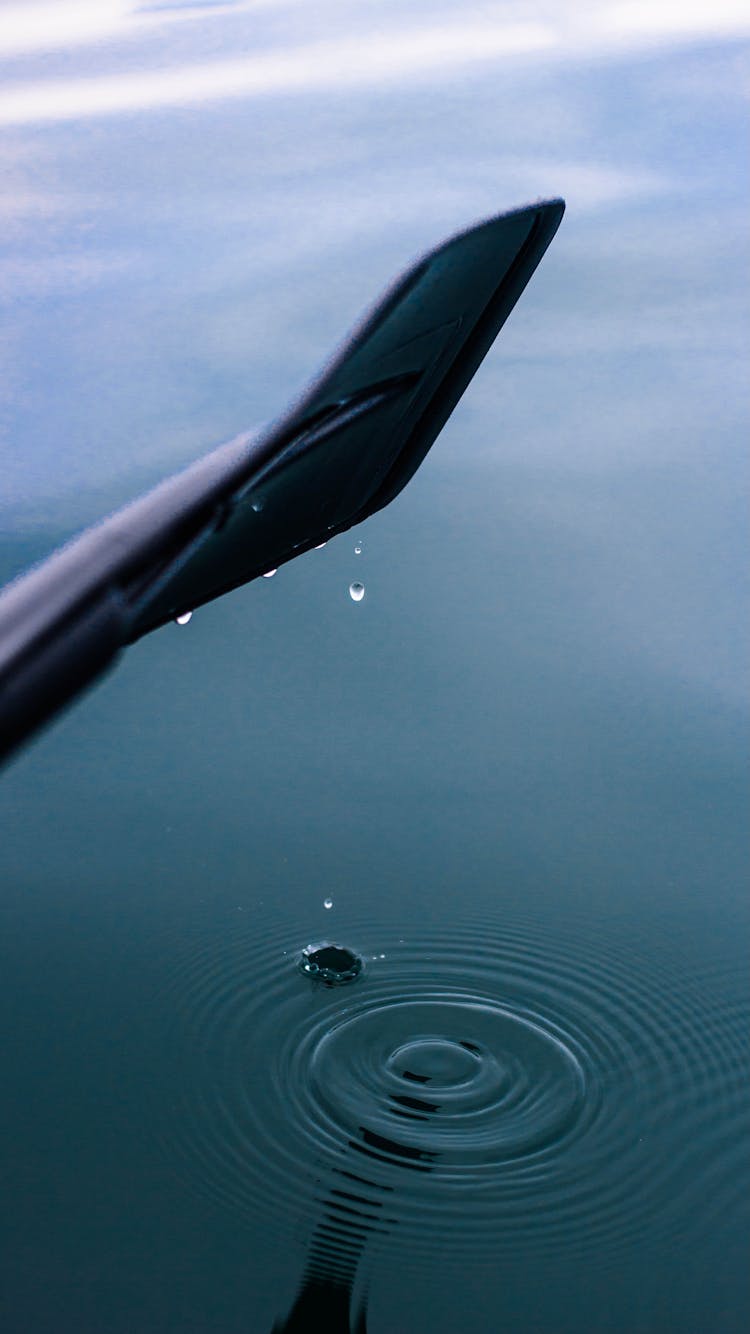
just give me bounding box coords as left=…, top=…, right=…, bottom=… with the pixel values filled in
left=250, top=493, right=264, bottom=513
left=263, top=569, right=277, bottom=578
left=299, top=942, right=363, bottom=986
left=323, top=897, right=333, bottom=910
left=354, top=542, right=362, bottom=555
left=349, top=581, right=365, bottom=602
left=314, top=542, right=327, bottom=550
left=175, top=611, right=193, bottom=625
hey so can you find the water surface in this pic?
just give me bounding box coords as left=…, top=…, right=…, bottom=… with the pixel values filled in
left=1, top=4, right=748, bottom=1331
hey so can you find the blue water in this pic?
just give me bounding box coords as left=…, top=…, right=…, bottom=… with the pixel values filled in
left=1, top=6, right=748, bottom=1331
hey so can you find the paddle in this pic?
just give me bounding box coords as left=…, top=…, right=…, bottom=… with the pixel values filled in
left=0, top=199, right=564, bottom=764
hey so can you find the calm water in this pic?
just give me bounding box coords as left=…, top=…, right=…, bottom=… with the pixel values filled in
left=1, top=4, right=748, bottom=1331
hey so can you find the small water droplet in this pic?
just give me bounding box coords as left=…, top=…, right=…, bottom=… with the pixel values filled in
left=263, top=569, right=277, bottom=578
left=349, top=581, right=365, bottom=602
left=323, top=897, right=333, bottom=910
left=354, top=543, right=362, bottom=555
left=250, top=494, right=265, bottom=513
left=175, top=611, right=193, bottom=625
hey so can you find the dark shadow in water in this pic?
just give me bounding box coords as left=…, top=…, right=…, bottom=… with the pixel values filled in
left=272, top=1097, right=439, bottom=1332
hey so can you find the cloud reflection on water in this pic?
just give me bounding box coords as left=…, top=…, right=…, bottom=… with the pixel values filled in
left=1, top=1, right=748, bottom=125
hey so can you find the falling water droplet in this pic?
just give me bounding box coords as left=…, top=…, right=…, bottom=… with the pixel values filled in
left=175, top=611, right=193, bottom=625
left=323, top=897, right=333, bottom=910
left=263, top=569, right=277, bottom=579
left=354, top=542, right=362, bottom=555
left=349, top=582, right=365, bottom=602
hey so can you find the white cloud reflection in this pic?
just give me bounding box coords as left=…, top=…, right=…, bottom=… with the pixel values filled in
left=0, top=1, right=748, bottom=125
left=0, top=1, right=257, bottom=58
left=0, top=22, right=553, bottom=124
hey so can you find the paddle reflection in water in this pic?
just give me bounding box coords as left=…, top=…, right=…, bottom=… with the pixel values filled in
left=273, top=1092, right=440, bottom=1332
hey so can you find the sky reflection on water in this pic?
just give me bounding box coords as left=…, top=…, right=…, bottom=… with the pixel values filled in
left=0, top=4, right=748, bottom=1332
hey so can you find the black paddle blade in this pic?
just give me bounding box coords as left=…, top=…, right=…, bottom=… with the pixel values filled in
left=133, top=199, right=564, bottom=635
left=0, top=200, right=564, bottom=763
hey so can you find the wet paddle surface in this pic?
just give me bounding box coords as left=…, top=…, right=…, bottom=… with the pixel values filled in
left=1, top=5, right=748, bottom=1331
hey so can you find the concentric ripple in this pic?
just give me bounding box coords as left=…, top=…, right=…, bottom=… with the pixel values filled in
left=308, top=996, right=586, bottom=1168
left=144, top=902, right=749, bottom=1271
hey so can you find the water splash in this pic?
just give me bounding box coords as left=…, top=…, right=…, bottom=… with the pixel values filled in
left=349, top=582, right=365, bottom=602
left=354, top=543, right=362, bottom=555
left=299, top=943, right=363, bottom=986
left=323, top=897, right=333, bottom=910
